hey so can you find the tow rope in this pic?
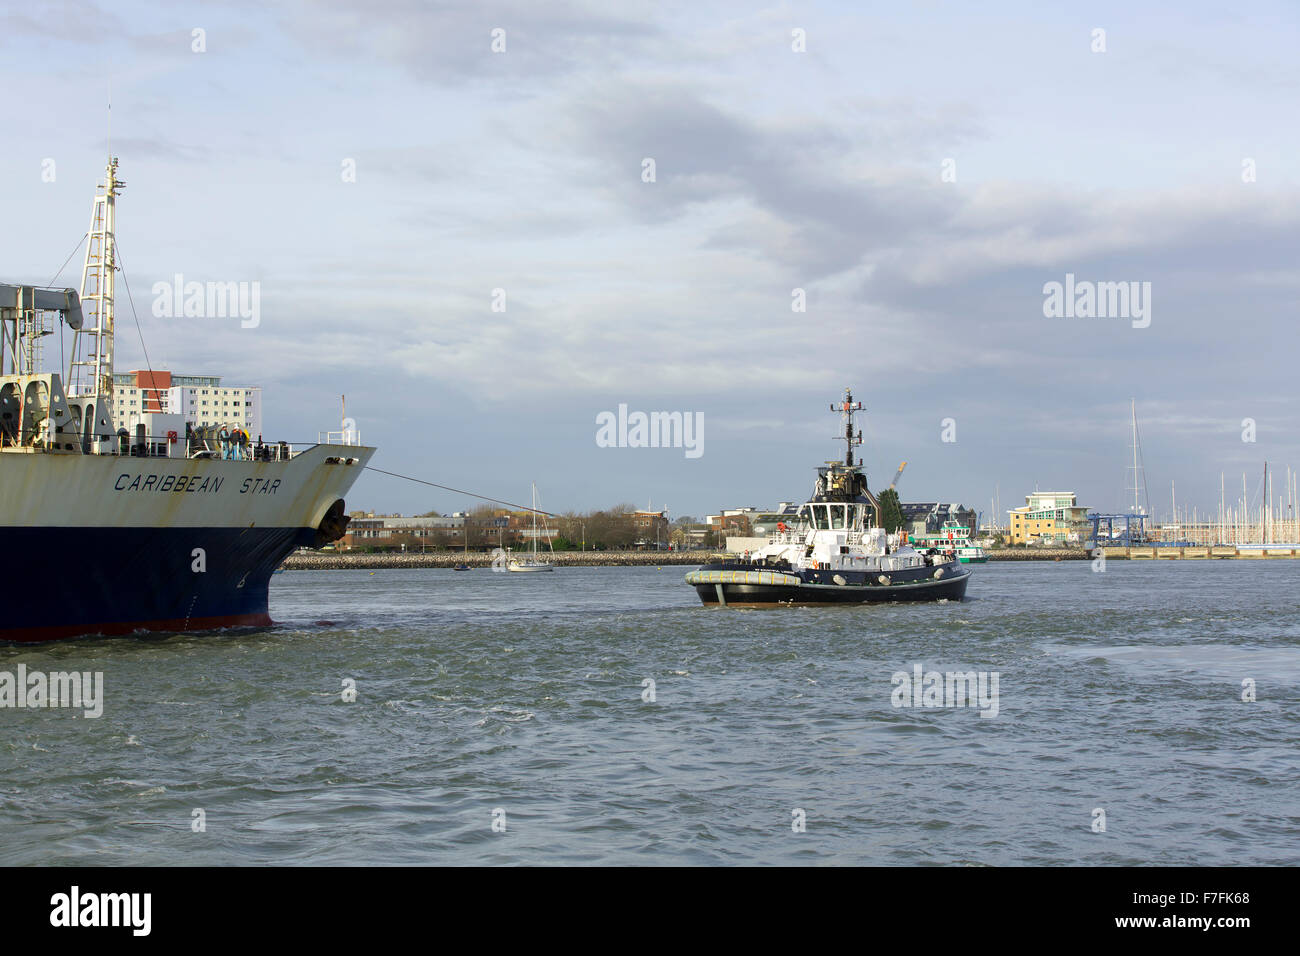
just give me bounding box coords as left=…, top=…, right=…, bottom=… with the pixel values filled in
left=364, top=466, right=552, bottom=516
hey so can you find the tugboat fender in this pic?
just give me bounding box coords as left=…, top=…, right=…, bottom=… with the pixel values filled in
left=685, top=569, right=802, bottom=588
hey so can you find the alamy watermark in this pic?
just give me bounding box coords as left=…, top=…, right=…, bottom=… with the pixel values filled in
left=891, top=663, right=999, bottom=718
left=1, top=665, right=103, bottom=718
left=151, top=273, right=260, bottom=328
left=50, top=886, right=150, bottom=936
left=1042, top=273, right=1150, bottom=329
left=595, top=404, right=703, bottom=459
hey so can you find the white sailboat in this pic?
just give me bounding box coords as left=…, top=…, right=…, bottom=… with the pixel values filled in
left=508, top=483, right=555, bottom=572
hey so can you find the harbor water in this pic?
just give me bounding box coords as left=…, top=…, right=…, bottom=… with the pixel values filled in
left=2, top=562, right=1297, bottom=865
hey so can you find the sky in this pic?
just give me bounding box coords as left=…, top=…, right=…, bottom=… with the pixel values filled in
left=2, top=0, right=1298, bottom=524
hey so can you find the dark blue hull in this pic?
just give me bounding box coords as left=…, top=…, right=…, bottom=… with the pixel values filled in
left=0, top=526, right=315, bottom=643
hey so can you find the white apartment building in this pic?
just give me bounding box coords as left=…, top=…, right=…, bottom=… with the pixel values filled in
left=112, top=371, right=263, bottom=438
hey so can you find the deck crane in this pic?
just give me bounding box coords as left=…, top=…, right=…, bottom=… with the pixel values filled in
left=889, top=461, right=907, bottom=491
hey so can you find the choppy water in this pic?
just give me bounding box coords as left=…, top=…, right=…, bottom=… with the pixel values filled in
left=2, top=562, right=1297, bottom=865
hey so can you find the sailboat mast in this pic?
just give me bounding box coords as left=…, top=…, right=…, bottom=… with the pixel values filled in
left=1220, top=473, right=1225, bottom=545
left=1131, top=399, right=1139, bottom=514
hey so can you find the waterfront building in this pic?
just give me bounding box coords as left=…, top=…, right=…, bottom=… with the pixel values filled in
left=676, top=525, right=712, bottom=549
left=112, top=370, right=262, bottom=436
left=341, top=512, right=514, bottom=551
left=629, top=510, right=670, bottom=549
left=1008, top=492, right=1091, bottom=545
left=750, top=503, right=802, bottom=535
left=901, top=502, right=977, bottom=538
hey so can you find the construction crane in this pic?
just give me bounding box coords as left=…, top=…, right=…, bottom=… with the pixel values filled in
left=889, top=461, right=907, bottom=491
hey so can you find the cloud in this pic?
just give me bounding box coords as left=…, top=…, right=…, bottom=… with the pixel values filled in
left=279, top=0, right=663, bottom=86
left=0, top=0, right=127, bottom=45
left=8, top=1, right=1300, bottom=516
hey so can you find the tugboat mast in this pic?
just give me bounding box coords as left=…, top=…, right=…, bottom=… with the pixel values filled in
left=831, top=387, right=863, bottom=467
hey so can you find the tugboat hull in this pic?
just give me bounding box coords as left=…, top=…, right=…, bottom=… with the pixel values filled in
left=686, top=561, right=970, bottom=606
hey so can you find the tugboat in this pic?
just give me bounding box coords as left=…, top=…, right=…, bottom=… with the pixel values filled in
left=912, top=520, right=989, bottom=563
left=685, top=389, right=971, bottom=606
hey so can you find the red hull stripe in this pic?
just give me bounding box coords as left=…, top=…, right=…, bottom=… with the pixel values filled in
left=0, top=612, right=274, bottom=645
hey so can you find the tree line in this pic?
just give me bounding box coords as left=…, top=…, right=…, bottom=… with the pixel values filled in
left=349, top=503, right=694, bottom=552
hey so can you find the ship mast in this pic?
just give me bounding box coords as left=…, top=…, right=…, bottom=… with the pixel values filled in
left=831, top=387, right=863, bottom=468
left=68, top=157, right=123, bottom=445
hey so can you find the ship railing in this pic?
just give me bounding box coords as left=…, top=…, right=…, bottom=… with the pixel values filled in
left=319, top=428, right=362, bottom=446
left=766, top=530, right=810, bottom=545
left=190, top=439, right=304, bottom=462
left=64, top=433, right=314, bottom=462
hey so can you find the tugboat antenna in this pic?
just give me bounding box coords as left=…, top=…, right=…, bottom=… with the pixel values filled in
left=831, top=387, right=864, bottom=467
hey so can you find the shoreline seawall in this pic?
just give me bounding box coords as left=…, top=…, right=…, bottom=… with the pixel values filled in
left=279, top=545, right=1300, bottom=570
left=280, top=551, right=703, bottom=570
left=282, top=548, right=1089, bottom=570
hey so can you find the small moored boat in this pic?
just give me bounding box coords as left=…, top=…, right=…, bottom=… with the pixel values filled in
left=507, top=483, right=554, bottom=572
